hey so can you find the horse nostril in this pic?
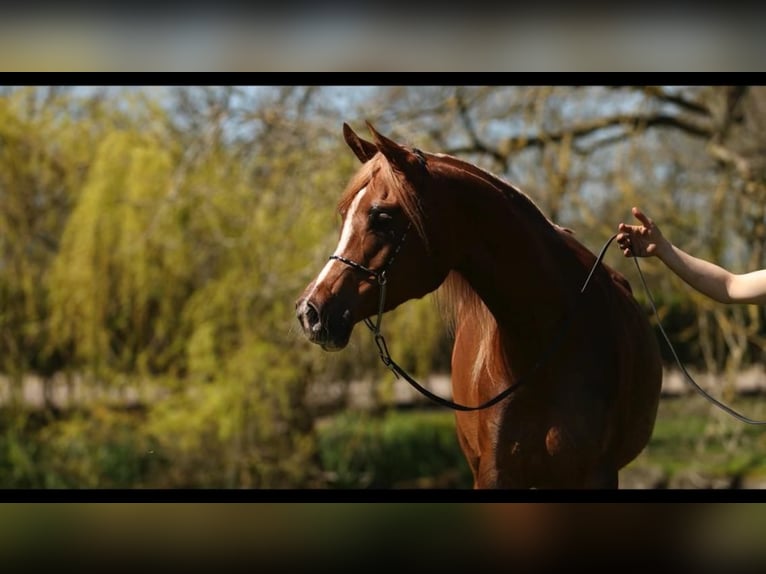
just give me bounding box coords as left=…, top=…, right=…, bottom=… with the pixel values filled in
left=299, top=300, right=321, bottom=333
left=308, top=304, right=320, bottom=330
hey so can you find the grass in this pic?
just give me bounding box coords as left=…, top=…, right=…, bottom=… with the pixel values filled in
left=3, top=391, right=765, bottom=489
left=316, top=409, right=474, bottom=488
left=317, top=395, right=766, bottom=488
left=625, top=394, right=766, bottom=483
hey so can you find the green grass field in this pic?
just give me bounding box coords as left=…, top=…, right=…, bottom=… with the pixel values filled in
left=624, top=394, right=766, bottom=487
left=317, top=395, right=766, bottom=489
left=3, top=391, right=765, bottom=489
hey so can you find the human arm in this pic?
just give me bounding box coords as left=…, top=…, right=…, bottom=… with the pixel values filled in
left=616, top=206, right=766, bottom=305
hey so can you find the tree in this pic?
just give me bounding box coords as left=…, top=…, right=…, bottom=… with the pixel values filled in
left=0, top=87, right=113, bottom=407
left=357, top=86, right=766, bottom=378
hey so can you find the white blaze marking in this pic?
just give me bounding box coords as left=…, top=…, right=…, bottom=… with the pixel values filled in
left=308, top=186, right=368, bottom=298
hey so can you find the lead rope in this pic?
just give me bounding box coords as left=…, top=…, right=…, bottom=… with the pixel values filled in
left=630, top=247, right=766, bottom=425
left=365, top=232, right=766, bottom=422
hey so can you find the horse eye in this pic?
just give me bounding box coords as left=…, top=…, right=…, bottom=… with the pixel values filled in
left=369, top=209, right=394, bottom=230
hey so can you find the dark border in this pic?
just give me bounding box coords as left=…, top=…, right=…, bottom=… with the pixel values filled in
left=1, top=488, right=764, bottom=502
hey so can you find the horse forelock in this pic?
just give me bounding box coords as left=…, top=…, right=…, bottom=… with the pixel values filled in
left=338, top=153, right=427, bottom=243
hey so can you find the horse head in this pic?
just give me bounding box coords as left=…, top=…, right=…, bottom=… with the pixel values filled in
left=295, top=122, right=453, bottom=350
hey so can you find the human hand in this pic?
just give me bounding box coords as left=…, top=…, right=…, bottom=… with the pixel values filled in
left=616, top=207, right=668, bottom=258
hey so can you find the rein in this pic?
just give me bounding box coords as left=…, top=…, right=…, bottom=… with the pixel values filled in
left=332, top=229, right=766, bottom=422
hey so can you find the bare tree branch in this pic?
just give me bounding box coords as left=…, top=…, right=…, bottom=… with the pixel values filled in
left=454, top=88, right=509, bottom=172
left=717, top=85, right=749, bottom=141
left=708, top=142, right=752, bottom=179
left=445, top=112, right=713, bottom=160
left=637, top=86, right=713, bottom=117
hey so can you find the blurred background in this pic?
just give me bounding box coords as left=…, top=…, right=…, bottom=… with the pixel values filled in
left=2, top=84, right=766, bottom=492
left=3, top=10, right=766, bottom=562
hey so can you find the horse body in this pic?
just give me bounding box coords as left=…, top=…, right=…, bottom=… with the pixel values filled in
left=427, top=156, right=662, bottom=488
left=296, top=122, right=663, bottom=489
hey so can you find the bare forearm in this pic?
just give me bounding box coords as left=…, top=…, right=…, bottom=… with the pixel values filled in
left=656, top=242, right=736, bottom=303
left=617, top=206, right=766, bottom=304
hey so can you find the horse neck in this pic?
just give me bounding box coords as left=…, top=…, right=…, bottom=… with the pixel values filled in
left=436, top=165, right=576, bottom=344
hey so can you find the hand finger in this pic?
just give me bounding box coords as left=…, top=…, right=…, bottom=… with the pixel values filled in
left=632, top=206, right=653, bottom=228
left=619, top=224, right=640, bottom=235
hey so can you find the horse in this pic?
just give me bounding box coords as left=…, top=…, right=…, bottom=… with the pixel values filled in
left=295, top=121, right=663, bottom=488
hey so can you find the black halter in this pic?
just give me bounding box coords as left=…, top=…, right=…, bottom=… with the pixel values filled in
left=329, top=222, right=411, bottom=335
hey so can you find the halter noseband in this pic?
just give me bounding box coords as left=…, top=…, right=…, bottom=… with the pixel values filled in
left=329, top=221, right=411, bottom=287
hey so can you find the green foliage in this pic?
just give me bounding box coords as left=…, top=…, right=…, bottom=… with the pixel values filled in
left=627, top=395, right=766, bottom=481
left=145, top=340, right=317, bottom=488
left=0, top=87, right=356, bottom=486
left=49, top=129, right=187, bottom=376
left=644, top=293, right=706, bottom=367
left=0, top=89, right=92, bottom=379
left=385, top=294, right=453, bottom=377
left=0, top=407, right=160, bottom=488
left=316, top=410, right=473, bottom=488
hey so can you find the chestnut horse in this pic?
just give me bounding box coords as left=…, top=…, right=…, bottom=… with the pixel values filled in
left=296, top=122, right=663, bottom=488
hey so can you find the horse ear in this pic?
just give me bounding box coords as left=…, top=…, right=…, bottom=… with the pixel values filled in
left=343, top=122, right=378, bottom=163
left=366, top=121, right=418, bottom=172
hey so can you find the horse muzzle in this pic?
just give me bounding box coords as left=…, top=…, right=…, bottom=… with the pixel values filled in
left=295, top=297, right=353, bottom=351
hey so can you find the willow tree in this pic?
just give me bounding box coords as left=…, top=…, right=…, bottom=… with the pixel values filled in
left=41, top=87, right=328, bottom=486
left=0, top=87, right=108, bottom=407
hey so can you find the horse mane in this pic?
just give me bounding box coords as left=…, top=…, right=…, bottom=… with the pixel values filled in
left=432, top=152, right=557, bottom=230
left=431, top=153, right=567, bottom=385
left=337, top=153, right=427, bottom=242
